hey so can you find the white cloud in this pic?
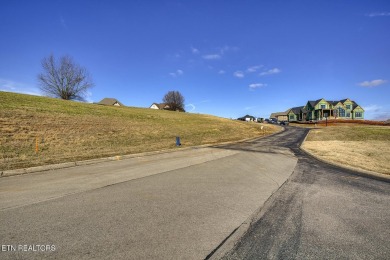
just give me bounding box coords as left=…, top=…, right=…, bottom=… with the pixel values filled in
left=260, top=68, right=281, bottom=76
left=362, top=104, right=390, bottom=120
left=218, top=45, right=238, bottom=55
left=0, top=78, right=41, bottom=96
left=363, top=104, right=381, bottom=112
left=249, top=83, right=267, bottom=90
left=244, top=105, right=257, bottom=110
left=373, top=111, right=390, bottom=120
left=169, top=69, right=184, bottom=77
left=366, top=12, right=390, bottom=17
left=0, top=78, right=17, bottom=90
left=233, top=71, right=245, bottom=78
left=191, top=47, right=199, bottom=54
left=202, top=54, right=221, bottom=60
left=200, top=46, right=238, bottom=61
left=358, top=79, right=387, bottom=87
left=60, top=16, right=67, bottom=29
left=85, top=91, right=94, bottom=103
left=186, top=103, right=196, bottom=112
left=247, top=65, right=263, bottom=73
left=218, top=70, right=226, bottom=74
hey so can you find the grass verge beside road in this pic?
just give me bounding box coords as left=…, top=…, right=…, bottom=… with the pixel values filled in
left=0, top=91, right=280, bottom=171
left=301, top=124, right=390, bottom=175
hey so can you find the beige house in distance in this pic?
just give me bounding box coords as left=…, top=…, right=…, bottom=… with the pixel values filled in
left=270, top=112, right=288, bottom=121
left=97, top=98, right=124, bottom=106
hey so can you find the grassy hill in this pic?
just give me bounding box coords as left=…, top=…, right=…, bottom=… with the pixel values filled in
left=0, top=91, right=279, bottom=170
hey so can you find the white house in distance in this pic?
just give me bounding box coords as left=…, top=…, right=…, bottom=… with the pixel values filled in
left=149, top=103, right=170, bottom=110
left=237, top=115, right=257, bottom=122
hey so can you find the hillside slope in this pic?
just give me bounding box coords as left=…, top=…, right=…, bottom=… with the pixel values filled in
left=0, top=91, right=278, bottom=170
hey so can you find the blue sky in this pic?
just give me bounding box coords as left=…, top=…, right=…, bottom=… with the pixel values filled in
left=1, top=0, right=389, bottom=120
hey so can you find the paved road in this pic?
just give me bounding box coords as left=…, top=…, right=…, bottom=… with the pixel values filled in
left=213, top=126, right=390, bottom=259
left=1, top=127, right=388, bottom=259
left=0, top=135, right=297, bottom=259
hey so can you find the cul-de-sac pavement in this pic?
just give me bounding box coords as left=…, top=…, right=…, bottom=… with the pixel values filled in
left=1, top=127, right=389, bottom=259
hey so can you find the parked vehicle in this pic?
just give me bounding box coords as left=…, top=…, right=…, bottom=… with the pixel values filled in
left=280, top=121, right=289, bottom=125
left=269, top=118, right=278, bottom=124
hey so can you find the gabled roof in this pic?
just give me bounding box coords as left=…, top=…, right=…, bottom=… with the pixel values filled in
left=340, top=98, right=351, bottom=104
left=330, top=101, right=344, bottom=107
left=161, top=103, right=170, bottom=109
left=152, top=103, right=170, bottom=109
left=328, top=101, right=340, bottom=106
left=289, top=106, right=304, bottom=114
left=308, top=99, right=324, bottom=107
left=238, top=115, right=256, bottom=120
left=270, top=112, right=288, bottom=118
left=352, top=101, right=364, bottom=111
left=97, top=98, right=124, bottom=106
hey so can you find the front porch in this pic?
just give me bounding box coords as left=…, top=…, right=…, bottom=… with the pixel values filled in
left=304, top=109, right=334, bottom=121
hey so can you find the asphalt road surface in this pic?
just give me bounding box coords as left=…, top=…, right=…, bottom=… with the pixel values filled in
left=0, top=131, right=297, bottom=259
left=1, top=126, right=388, bottom=260
left=214, top=127, right=390, bottom=260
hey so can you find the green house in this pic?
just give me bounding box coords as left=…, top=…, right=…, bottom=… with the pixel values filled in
left=282, top=98, right=364, bottom=122
left=287, top=106, right=304, bottom=121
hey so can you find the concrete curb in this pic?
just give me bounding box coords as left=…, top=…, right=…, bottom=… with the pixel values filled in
left=1, top=162, right=77, bottom=177
left=300, top=129, right=390, bottom=183
left=1, top=125, right=284, bottom=178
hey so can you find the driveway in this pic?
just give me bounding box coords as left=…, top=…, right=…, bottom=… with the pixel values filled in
left=213, top=126, right=390, bottom=259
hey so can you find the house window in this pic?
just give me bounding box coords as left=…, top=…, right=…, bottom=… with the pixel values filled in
left=346, top=112, right=350, bottom=117
left=338, top=107, right=345, bottom=117
left=321, top=104, right=326, bottom=109
left=355, top=112, right=362, bottom=117
left=289, top=115, right=294, bottom=120
left=346, top=104, right=351, bottom=110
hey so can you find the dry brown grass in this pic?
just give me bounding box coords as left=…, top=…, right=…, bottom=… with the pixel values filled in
left=301, top=124, right=390, bottom=175
left=0, top=91, right=280, bottom=170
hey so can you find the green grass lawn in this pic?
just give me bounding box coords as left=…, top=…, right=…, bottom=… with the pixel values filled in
left=1, top=91, right=279, bottom=171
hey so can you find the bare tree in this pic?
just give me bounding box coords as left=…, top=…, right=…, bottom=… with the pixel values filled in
left=38, top=54, right=93, bottom=101
left=163, top=91, right=185, bottom=112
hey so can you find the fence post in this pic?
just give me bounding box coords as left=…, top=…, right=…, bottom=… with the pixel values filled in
left=35, top=136, right=39, bottom=153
